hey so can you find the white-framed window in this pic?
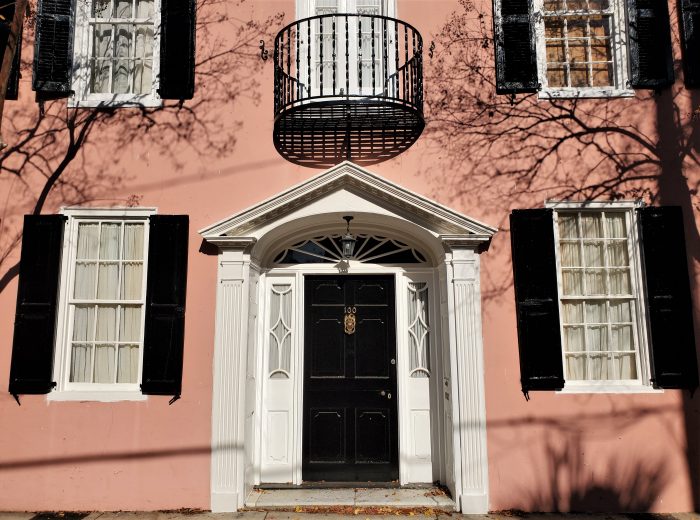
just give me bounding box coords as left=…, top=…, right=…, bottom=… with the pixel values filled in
left=70, top=0, right=161, bottom=107
left=534, top=0, right=634, bottom=98
left=51, top=207, right=156, bottom=401
left=549, top=201, right=658, bottom=392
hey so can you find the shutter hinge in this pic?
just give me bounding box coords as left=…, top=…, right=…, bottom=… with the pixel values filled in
left=169, top=394, right=181, bottom=405
left=12, top=393, right=20, bottom=406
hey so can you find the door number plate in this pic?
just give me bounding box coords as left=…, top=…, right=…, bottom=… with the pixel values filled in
left=344, top=306, right=357, bottom=335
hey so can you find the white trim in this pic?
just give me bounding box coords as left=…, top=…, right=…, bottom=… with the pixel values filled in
left=51, top=207, right=156, bottom=401
left=534, top=0, right=632, bottom=99
left=69, top=0, right=162, bottom=108
left=204, top=163, right=493, bottom=514
left=550, top=202, right=653, bottom=389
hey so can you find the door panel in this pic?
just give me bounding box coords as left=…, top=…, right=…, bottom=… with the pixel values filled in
left=303, top=275, right=398, bottom=482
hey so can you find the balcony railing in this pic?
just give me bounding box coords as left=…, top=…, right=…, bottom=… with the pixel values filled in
left=273, top=13, right=424, bottom=167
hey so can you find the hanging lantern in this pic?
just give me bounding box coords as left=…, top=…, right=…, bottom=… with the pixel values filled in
left=341, top=216, right=356, bottom=259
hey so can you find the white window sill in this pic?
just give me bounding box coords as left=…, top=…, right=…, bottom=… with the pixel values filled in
left=47, top=390, right=148, bottom=402
left=539, top=88, right=636, bottom=99
left=557, top=384, right=663, bottom=394
left=68, top=96, right=163, bottom=109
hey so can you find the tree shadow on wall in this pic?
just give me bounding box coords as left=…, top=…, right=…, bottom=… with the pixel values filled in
left=523, top=436, right=669, bottom=512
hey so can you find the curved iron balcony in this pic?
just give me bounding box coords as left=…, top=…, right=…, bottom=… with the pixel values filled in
left=273, top=14, right=424, bottom=167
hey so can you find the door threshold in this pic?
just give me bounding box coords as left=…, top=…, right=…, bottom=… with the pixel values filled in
left=258, top=482, right=404, bottom=489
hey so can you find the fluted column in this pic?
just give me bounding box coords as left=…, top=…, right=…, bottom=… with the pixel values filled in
left=443, top=243, right=489, bottom=514
left=210, top=244, right=254, bottom=512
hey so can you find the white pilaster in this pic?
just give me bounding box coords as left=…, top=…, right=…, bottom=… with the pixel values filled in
left=444, top=245, right=490, bottom=514
left=211, top=244, right=254, bottom=512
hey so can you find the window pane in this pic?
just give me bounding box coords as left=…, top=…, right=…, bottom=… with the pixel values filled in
left=607, top=241, right=629, bottom=266
left=73, top=305, right=95, bottom=341
left=605, top=213, right=627, bottom=238
left=70, top=344, right=93, bottom=382
left=93, top=0, right=111, bottom=17
left=94, top=344, right=116, bottom=383
left=100, top=223, right=121, bottom=259
left=611, top=324, right=633, bottom=350
left=121, top=262, right=143, bottom=299
left=584, top=268, right=606, bottom=294
left=96, top=305, right=117, bottom=341
left=123, top=224, right=144, bottom=260
left=114, top=0, right=131, bottom=17
left=585, top=301, right=607, bottom=323
left=609, top=300, right=631, bottom=322
left=583, top=241, right=604, bottom=266
left=581, top=213, right=603, bottom=238
left=586, top=325, right=608, bottom=352
left=117, top=345, right=140, bottom=383
left=74, top=262, right=97, bottom=299
left=562, top=269, right=583, bottom=295
left=564, top=325, right=585, bottom=351
left=77, top=223, right=100, bottom=259
left=589, top=353, right=612, bottom=379
left=614, top=353, right=637, bottom=379
left=560, top=242, right=581, bottom=267
left=97, top=262, right=119, bottom=299
left=547, top=67, right=567, bottom=87
left=136, top=0, right=154, bottom=17
left=558, top=214, right=578, bottom=238
left=119, top=306, right=142, bottom=342
left=566, top=354, right=586, bottom=379
left=608, top=268, right=630, bottom=294
left=562, top=301, right=584, bottom=322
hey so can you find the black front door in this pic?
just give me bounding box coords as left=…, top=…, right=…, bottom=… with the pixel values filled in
left=303, top=275, right=398, bottom=482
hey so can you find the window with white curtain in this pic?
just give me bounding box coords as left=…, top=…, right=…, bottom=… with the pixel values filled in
left=57, top=212, right=151, bottom=393
left=555, top=208, right=645, bottom=383
left=71, top=0, right=160, bottom=106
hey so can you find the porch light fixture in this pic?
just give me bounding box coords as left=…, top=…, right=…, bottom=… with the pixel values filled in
left=341, top=216, right=356, bottom=259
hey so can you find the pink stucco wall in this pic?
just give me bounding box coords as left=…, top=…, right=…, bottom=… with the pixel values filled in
left=0, top=0, right=698, bottom=513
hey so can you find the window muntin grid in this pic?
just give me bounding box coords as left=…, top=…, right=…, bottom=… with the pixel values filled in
left=67, top=220, right=148, bottom=386
left=556, top=211, right=642, bottom=382
left=89, top=0, right=156, bottom=95
left=542, top=0, right=614, bottom=88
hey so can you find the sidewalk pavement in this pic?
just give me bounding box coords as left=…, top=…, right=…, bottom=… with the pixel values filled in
left=1, top=512, right=700, bottom=520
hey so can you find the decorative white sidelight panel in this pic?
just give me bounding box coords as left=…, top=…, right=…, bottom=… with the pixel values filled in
left=400, top=274, right=436, bottom=483
left=261, top=277, right=297, bottom=483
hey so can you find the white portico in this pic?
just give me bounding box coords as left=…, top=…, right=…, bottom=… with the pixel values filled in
left=199, top=162, right=496, bottom=514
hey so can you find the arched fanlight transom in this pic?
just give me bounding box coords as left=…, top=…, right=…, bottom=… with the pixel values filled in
left=273, top=234, right=428, bottom=265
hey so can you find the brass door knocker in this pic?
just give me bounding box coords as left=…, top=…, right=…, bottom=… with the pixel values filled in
left=344, top=306, right=357, bottom=335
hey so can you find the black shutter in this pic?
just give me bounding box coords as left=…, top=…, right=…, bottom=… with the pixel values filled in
left=158, top=0, right=195, bottom=100
left=679, top=0, right=700, bottom=87
left=627, top=0, right=674, bottom=89
left=638, top=206, right=698, bottom=390
left=9, top=215, right=66, bottom=396
left=0, top=0, right=21, bottom=101
left=510, top=209, right=565, bottom=397
left=32, top=0, right=74, bottom=94
left=141, top=215, right=189, bottom=396
left=493, top=0, right=539, bottom=94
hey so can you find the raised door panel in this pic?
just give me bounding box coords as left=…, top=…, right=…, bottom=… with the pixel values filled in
left=355, top=408, right=391, bottom=463
left=308, top=408, right=346, bottom=463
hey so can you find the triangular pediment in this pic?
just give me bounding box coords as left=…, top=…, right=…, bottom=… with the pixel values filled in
left=199, top=162, right=497, bottom=243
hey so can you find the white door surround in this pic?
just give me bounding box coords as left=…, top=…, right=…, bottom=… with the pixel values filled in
left=200, top=162, right=496, bottom=514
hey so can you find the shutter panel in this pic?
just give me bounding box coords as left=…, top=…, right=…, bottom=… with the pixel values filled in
left=158, top=0, right=196, bottom=100
left=141, top=215, right=189, bottom=396
left=9, top=215, right=66, bottom=396
left=510, top=209, right=565, bottom=396
left=680, top=0, right=700, bottom=87
left=32, top=0, right=74, bottom=94
left=627, top=0, right=674, bottom=89
left=638, top=206, right=698, bottom=390
left=0, top=0, right=21, bottom=101
left=493, top=0, right=539, bottom=94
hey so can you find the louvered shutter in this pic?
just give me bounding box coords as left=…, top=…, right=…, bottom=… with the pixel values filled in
left=510, top=209, right=565, bottom=397
left=0, top=1, right=22, bottom=101
left=638, top=206, right=698, bottom=390
left=141, top=215, right=189, bottom=396
left=158, top=0, right=196, bottom=100
left=493, top=0, right=539, bottom=94
left=627, top=0, right=674, bottom=89
left=9, top=215, right=66, bottom=396
left=680, top=0, right=700, bottom=87
left=32, top=0, right=74, bottom=94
